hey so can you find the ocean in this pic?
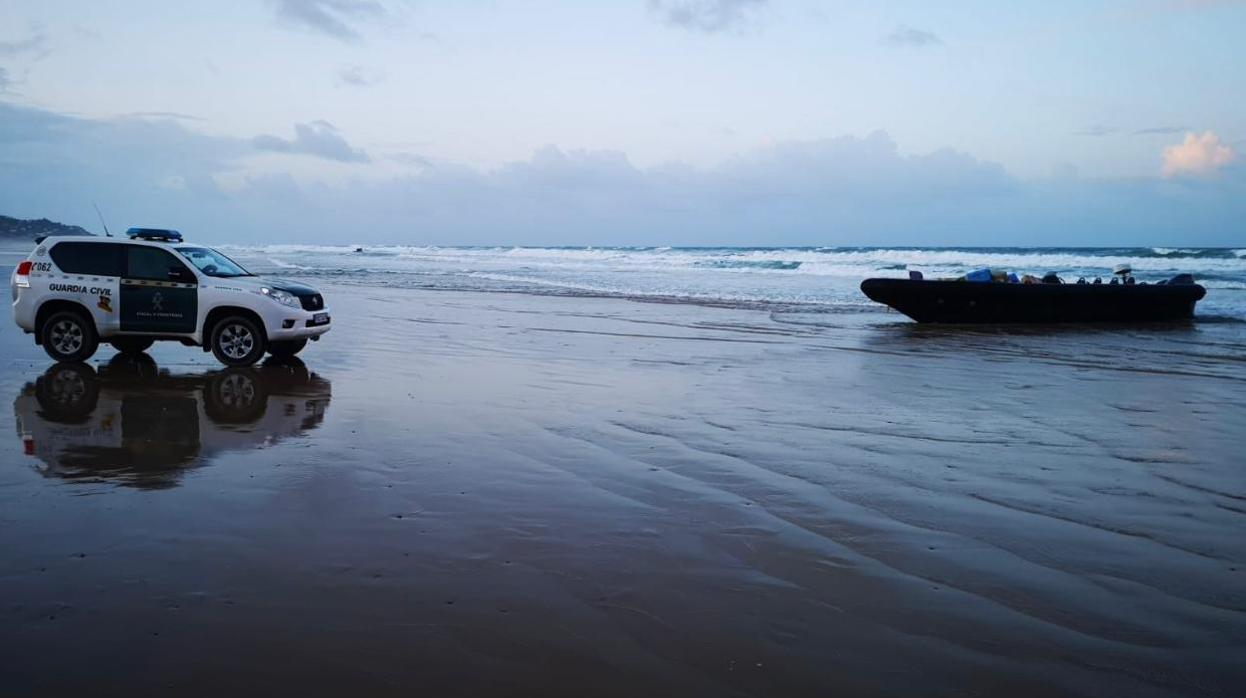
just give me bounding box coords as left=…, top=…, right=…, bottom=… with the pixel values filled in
left=4, top=241, right=1243, bottom=320
left=217, top=245, right=1246, bottom=320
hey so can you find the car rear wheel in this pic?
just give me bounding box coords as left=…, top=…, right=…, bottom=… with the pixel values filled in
left=210, top=316, right=266, bottom=367
left=41, top=310, right=99, bottom=363
left=268, top=338, right=307, bottom=358
left=110, top=337, right=155, bottom=354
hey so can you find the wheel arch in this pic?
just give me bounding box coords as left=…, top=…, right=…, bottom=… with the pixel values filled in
left=34, top=300, right=96, bottom=346
left=202, top=306, right=267, bottom=352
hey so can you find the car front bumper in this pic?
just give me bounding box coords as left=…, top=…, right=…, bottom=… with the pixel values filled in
left=266, top=308, right=332, bottom=341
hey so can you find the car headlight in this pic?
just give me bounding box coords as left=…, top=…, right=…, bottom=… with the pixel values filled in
left=260, top=287, right=302, bottom=308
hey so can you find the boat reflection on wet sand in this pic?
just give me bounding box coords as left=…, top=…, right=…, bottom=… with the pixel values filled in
left=13, top=355, right=331, bottom=489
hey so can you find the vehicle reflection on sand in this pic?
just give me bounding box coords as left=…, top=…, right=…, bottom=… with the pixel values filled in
left=13, top=354, right=332, bottom=489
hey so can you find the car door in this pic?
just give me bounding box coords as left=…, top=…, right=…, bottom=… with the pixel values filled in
left=45, top=241, right=125, bottom=336
left=119, top=244, right=199, bottom=334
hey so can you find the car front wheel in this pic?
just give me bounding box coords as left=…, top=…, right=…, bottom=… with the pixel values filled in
left=210, top=316, right=266, bottom=367
left=41, top=310, right=99, bottom=363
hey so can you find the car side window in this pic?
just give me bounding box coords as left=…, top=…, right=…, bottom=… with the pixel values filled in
left=48, top=242, right=126, bottom=276
left=126, top=245, right=197, bottom=283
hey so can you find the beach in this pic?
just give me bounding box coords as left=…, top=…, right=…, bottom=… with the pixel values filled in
left=2, top=276, right=1244, bottom=697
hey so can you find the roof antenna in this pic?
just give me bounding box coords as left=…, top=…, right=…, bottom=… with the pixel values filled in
left=93, top=203, right=113, bottom=237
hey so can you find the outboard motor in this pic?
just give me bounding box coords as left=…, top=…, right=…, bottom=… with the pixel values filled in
left=1113, top=263, right=1134, bottom=285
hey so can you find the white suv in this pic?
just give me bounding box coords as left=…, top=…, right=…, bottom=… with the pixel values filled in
left=10, top=229, right=331, bottom=366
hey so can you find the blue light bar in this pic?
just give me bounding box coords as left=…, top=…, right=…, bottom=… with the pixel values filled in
left=126, top=227, right=183, bottom=242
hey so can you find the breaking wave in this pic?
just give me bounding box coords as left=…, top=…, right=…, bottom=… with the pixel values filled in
left=216, top=244, right=1246, bottom=318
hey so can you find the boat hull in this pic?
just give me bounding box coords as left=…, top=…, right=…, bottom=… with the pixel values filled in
left=860, top=279, right=1206, bottom=324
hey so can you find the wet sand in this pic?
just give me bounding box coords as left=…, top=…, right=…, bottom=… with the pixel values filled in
left=2, top=281, right=1244, bottom=697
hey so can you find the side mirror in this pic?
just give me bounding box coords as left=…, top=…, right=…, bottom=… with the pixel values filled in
left=168, top=267, right=193, bottom=283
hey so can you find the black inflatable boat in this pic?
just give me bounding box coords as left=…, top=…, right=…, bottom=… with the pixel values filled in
left=860, top=277, right=1206, bottom=323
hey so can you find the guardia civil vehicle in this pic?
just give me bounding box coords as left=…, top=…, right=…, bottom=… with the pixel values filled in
left=10, top=228, right=331, bottom=366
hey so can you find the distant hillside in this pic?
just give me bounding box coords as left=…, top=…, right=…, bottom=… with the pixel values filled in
left=0, top=215, right=94, bottom=241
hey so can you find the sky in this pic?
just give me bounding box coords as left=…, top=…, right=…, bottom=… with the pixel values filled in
left=1, top=0, right=1243, bottom=246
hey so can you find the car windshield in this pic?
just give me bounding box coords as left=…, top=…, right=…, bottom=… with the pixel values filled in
left=176, top=247, right=252, bottom=278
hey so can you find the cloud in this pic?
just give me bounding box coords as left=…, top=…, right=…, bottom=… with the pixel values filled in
left=1074, top=125, right=1116, bottom=137
left=120, top=111, right=204, bottom=122
left=272, top=0, right=386, bottom=41
left=649, top=0, right=766, bottom=33
left=252, top=121, right=370, bottom=163
left=0, top=100, right=246, bottom=231
left=883, top=25, right=942, bottom=48
left=337, top=65, right=380, bottom=87
left=3, top=100, right=1244, bottom=247
left=1163, top=0, right=1246, bottom=9
left=0, top=27, right=49, bottom=57
left=242, top=132, right=1019, bottom=245
left=1162, top=130, right=1236, bottom=177
left=1, top=25, right=51, bottom=93
left=389, top=152, right=433, bottom=167
left=1134, top=126, right=1188, bottom=135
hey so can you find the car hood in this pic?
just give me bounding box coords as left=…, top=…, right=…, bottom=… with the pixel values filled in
left=263, top=278, right=320, bottom=296
left=220, top=276, right=320, bottom=296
